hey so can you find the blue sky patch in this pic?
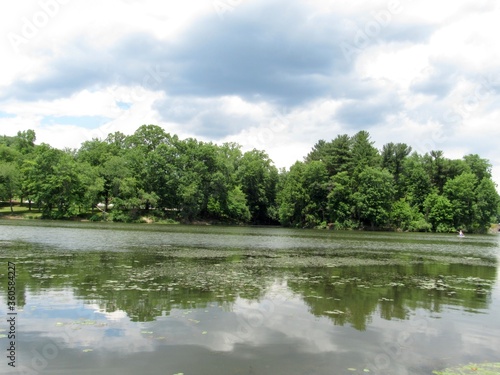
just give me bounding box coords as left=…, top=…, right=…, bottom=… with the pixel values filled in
left=0, top=111, right=16, bottom=119
left=116, top=101, right=132, bottom=110
left=41, top=115, right=111, bottom=128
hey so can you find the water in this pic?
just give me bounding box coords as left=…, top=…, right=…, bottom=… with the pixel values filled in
left=1, top=221, right=499, bottom=375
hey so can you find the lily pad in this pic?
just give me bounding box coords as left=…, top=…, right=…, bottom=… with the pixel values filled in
left=433, top=362, right=500, bottom=375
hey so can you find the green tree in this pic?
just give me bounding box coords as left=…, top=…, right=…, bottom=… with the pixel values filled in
left=443, top=172, right=477, bottom=230
left=0, top=144, right=21, bottom=163
left=390, top=198, right=413, bottom=231
left=391, top=198, right=430, bottom=232
left=423, top=150, right=447, bottom=193
left=463, top=154, right=492, bottom=183
left=238, top=149, right=278, bottom=223
left=423, top=192, right=454, bottom=232
left=400, top=152, right=432, bottom=209
left=178, top=177, right=203, bottom=221
left=21, top=144, right=83, bottom=218
left=78, top=162, right=105, bottom=215
left=0, top=163, right=19, bottom=212
left=105, top=131, right=129, bottom=154
left=473, top=178, right=500, bottom=232
left=145, top=142, right=181, bottom=211
left=77, top=138, right=126, bottom=212
left=111, top=176, right=159, bottom=221
left=277, top=162, right=308, bottom=227
left=301, top=160, right=329, bottom=225
left=350, top=131, right=380, bottom=172
left=100, top=155, right=134, bottom=212
left=305, top=134, right=352, bottom=176
left=226, top=186, right=251, bottom=222
left=126, top=124, right=173, bottom=152
left=352, top=167, right=394, bottom=229
left=14, top=130, right=36, bottom=154
left=326, top=171, right=353, bottom=227
left=77, top=138, right=114, bottom=166
left=381, top=142, right=412, bottom=198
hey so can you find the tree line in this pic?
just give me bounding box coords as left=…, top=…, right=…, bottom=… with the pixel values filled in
left=1, top=125, right=499, bottom=232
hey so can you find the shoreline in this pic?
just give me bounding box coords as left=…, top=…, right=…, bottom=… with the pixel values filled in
left=1, top=214, right=499, bottom=234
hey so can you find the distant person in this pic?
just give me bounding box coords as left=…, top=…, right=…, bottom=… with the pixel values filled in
left=458, top=229, right=464, bottom=237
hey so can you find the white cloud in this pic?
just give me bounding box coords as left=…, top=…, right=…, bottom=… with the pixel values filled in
left=0, top=0, right=499, bottom=188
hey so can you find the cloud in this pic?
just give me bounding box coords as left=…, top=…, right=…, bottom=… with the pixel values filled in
left=335, top=93, right=402, bottom=128
left=409, top=64, right=458, bottom=97
left=164, top=1, right=350, bottom=105
left=0, top=0, right=499, bottom=188
left=154, top=96, right=267, bottom=138
left=2, top=0, right=384, bottom=107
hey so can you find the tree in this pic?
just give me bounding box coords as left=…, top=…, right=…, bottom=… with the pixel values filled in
left=0, top=144, right=20, bottom=163
left=305, top=134, right=352, bottom=176
left=77, top=138, right=114, bottom=166
left=423, top=192, right=454, bottom=232
left=126, top=124, right=172, bottom=152
left=21, top=144, right=83, bottom=218
left=238, top=149, right=278, bottom=223
left=423, top=150, right=447, bottom=193
left=391, top=198, right=430, bottom=232
left=390, top=198, right=413, bottom=231
left=111, top=176, right=159, bottom=221
left=2, top=125, right=498, bottom=230
left=400, top=152, right=432, bottom=210
left=301, top=160, right=329, bottom=225
left=276, top=161, right=329, bottom=228
left=178, top=177, right=203, bottom=221
left=14, top=130, right=36, bottom=154
left=473, top=178, right=500, bottom=232
left=352, top=167, right=394, bottom=229
left=326, top=171, right=353, bottom=227
left=105, top=131, right=129, bottom=153
left=277, top=162, right=308, bottom=227
left=443, top=172, right=477, bottom=230
left=463, top=154, right=492, bottom=183
left=145, top=142, right=181, bottom=211
left=350, top=131, right=380, bottom=173
left=0, top=163, right=19, bottom=212
left=225, top=186, right=251, bottom=222
left=100, top=155, right=134, bottom=212
left=305, top=139, right=329, bottom=164
left=381, top=142, right=412, bottom=198
left=78, top=162, right=105, bottom=214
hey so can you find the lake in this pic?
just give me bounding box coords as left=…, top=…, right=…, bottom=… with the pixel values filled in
left=1, top=221, right=499, bottom=375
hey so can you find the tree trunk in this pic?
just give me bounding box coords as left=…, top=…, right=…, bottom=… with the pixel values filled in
left=10, top=198, right=13, bottom=213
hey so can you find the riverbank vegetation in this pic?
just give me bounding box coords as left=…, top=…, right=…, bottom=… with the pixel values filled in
left=1, top=126, right=499, bottom=232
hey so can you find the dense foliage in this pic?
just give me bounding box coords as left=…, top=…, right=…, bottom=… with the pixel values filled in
left=1, top=126, right=499, bottom=232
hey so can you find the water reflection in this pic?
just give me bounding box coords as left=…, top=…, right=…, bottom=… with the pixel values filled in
left=0, top=223, right=499, bottom=374
left=2, top=242, right=496, bottom=326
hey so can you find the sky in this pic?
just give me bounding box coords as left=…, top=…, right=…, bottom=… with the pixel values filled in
left=1, top=0, right=499, bottom=187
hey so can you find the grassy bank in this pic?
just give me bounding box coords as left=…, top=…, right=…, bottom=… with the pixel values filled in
left=0, top=203, right=43, bottom=219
